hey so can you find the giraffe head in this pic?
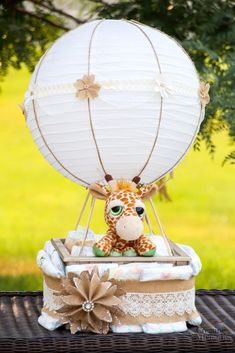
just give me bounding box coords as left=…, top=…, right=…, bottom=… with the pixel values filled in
left=90, top=180, right=157, bottom=241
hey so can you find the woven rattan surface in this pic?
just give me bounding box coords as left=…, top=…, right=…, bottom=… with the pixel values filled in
left=0, top=290, right=234, bottom=352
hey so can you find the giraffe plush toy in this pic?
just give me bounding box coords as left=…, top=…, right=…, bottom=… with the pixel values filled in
left=90, top=178, right=157, bottom=257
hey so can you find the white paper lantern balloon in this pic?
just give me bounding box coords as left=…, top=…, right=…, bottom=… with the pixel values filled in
left=24, top=19, right=206, bottom=187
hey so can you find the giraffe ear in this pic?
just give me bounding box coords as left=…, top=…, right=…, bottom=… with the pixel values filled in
left=137, top=183, right=157, bottom=200
left=89, top=183, right=108, bottom=200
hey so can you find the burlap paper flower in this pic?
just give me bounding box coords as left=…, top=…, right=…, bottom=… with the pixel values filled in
left=74, top=74, right=101, bottom=100
left=54, top=269, right=125, bottom=334
left=199, top=81, right=210, bottom=107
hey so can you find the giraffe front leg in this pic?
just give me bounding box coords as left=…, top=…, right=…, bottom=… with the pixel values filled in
left=135, top=235, right=156, bottom=257
left=122, top=247, right=137, bottom=257
left=93, top=230, right=116, bottom=257
left=111, top=238, right=128, bottom=256
left=111, top=237, right=137, bottom=256
left=122, top=241, right=137, bottom=257
left=110, top=247, right=123, bottom=256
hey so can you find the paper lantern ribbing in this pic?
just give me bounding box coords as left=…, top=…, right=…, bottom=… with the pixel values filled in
left=24, top=19, right=208, bottom=187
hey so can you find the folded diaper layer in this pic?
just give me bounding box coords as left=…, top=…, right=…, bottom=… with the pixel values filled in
left=63, top=227, right=202, bottom=281
left=37, top=229, right=202, bottom=335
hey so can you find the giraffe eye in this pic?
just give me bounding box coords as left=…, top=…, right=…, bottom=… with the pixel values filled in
left=136, top=206, right=145, bottom=217
left=110, top=206, right=123, bottom=217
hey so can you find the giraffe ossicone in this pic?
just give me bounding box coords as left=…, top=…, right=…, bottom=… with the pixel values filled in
left=90, top=179, right=157, bottom=257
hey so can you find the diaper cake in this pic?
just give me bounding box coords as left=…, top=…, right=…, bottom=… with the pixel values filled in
left=23, top=19, right=210, bottom=335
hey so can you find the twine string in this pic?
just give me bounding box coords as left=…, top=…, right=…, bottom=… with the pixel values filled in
left=79, top=196, right=96, bottom=256
left=75, top=190, right=91, bottom=230
left=145, top=213, right=153, bottom=235
left=87, top=20, right=107, bottom=176
left=125, top=19, right=164, bottom=178
left=31, top=50, right=89, bottom=186
left=149, top=197, right=173, bottom=256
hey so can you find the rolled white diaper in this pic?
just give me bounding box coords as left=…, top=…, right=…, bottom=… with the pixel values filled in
left=37, top=250, right=64, bottom=278
left=37, top=240, right=65, bottom=278
left=142, top=321, right=187, bottom=334
left=38, top=312, right=63, bottom=331
left=71, top=245, right=95, bottom=257
left=66, top=263, right=119, bottom=278
left=188, top=315, right=202, bottom=326
left=111, top=325, right=142, bottom=333
left=177, top=243, right=202, bottom=276
left=140, top=264, right=193, bottom=281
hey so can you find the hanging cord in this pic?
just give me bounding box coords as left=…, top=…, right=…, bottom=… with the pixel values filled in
left=145, top=213, right=153, bottom=235
left=87, top=19, right=107, bottom=176
left=79, top=196, right=96, bottom=256
left=31, top=51, right=90, bottom=187
left=148, top=105, right=203, bottom=185
left=75, top=190, right=91, bottom=230
left=149, top=197, right=173, bottom=256
left=127, top=19, right=203, bottom=185
left=144, top=176, right=172, bottom=242
left=124, top=19, right=164, bottom=178
left=87, top=20, right=105, bottom=75
left=87, top=99, right=107, bottom=175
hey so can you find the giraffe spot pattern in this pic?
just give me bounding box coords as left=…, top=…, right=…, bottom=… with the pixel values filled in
left=94, top=188, right=156, bottom=256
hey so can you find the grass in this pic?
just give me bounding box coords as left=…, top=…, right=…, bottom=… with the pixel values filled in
left=0, top=67, right=234, bottom=290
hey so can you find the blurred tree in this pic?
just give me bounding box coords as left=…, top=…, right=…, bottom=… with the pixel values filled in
left=0, top=0, right=234, bottom=162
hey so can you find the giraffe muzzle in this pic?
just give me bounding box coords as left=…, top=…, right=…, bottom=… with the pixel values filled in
left=116, top=215, right=143, bottom=241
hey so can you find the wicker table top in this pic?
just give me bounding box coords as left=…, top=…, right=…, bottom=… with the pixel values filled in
left=0, top=290, right=234, bottom=353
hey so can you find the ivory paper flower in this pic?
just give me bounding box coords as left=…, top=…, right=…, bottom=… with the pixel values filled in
left=74, top=74, right=101, bottom=100
left=154, top=75, right=173, bottom=98
left=54, top=269, right=125, bottom=334
left=199, top=81, right=210, bottom=107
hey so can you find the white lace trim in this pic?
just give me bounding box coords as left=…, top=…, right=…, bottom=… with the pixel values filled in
left=120, top=287, right=196, bottom=317
left=25, top=78, right=198, bottom=102
left=43, top=281, right=63, bottom=311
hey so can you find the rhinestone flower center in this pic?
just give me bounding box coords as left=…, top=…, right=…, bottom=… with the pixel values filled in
left=82, top=300, right=94, bottom=312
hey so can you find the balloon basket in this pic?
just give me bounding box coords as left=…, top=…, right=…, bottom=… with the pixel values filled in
left=40, top=234, right=201, bottom=334
left=52, top=186, right=191, bottom=265
left=51, top=237, right=191, bottom=266
left=38, top=186, right=202, bottom=334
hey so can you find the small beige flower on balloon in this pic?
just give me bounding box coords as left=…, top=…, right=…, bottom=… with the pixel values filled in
left=74, top=74, right=101, bottom=100
left=199, top=81, right=210, bottom=107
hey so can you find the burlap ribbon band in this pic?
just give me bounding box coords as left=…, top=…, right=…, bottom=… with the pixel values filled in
left=43, top=274, right=199, bottom=326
